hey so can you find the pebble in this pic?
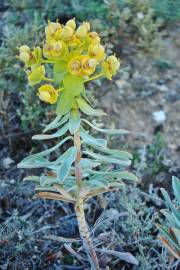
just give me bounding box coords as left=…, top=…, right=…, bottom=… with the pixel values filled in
left=152, top=110, right=166, bottom=124
left=115, top=79, right=128, bottom=89
left=2, top=157, right=14, bottom=169
left=158, top=84, right=169, bottom=92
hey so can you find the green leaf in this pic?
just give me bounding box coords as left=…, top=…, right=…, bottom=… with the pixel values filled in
left=76, top=97, right=105, bottom=116
left=80, top=158, right=101, bottom=169
left=80, top=129, right=107, bottom=147
left=53, top=61, right=67, bottom=84
left=161, top=188, right=180, bottom=221
left=43, top=115, right=62, bottom=133
left=87, top=170, right=138, bottom=181
left=43, top=113, right=69, bottom=133
left=171, top=212, right=180, bottom=229
left=172, top=228, right=180, bottom=246
left=172, top=176, right=180, bottom=204
left=157, top=224, right=180, bottom=253
left=83, top=151, right=131, bottom=167
left=82, top=139, right=132, bottom=160
left=23, top=175, right=40, bottom=182
left=18, top=136, right=73, bottom=168
left=86, top=178, right=109, bottom=189
left=68, top=109, right=81, bottom=134
left=109, top=181, right=124, bottom=188
left=58, top=146, right=77, bottom=182
left=18, top=158, right=52, bottom=169
left=161, top=209, right=180, bottom=228
left=82, top=119, right=129, bottom=134
left=32, top=123, right=68, bottom=140
left=35, top=186, right=58, bottom=193
left=63, top=73, right=84, bottom=97
left=56, top=90, right=74, bottom=116
left=40, top=175, right=59, bottom=186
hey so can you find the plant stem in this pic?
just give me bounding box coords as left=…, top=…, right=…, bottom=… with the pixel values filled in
left=74, top=132, right=100, bottom=270
left=84, top=73, right=103, bottom=83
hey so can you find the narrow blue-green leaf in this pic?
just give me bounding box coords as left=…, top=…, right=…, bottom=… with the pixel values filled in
left=157, top=224, right=180, bottom=253
left=32, top=123, right=68, bottom=140
left=87, top=179, right=109, bottom=189
left=87, top=170, right=138, bottom=181
left=23, top=175, right=40, bottom=182
left=40, top=175, right=59, bottom=186
left=172, top=228, right=180, bottom=246
left=43, top=115, right=62, bottom=133
left=80, top=158, right=101, bottom=169
left=35, top=186, right=59, bottom=193
left=80, top=129, right=107, bottom=147
left=161, top=209, right=180, bottom=229
left=58, top=146, right=77, bottom=182
left=18, top=136, right=72, bottom=165
left=18, top=158, right=53, bottom=168
left=82, top=140, right=132, bottom=160
left=109, top=181, right=124, bottom=188
left=172, top=176, right=180, bottom=204
left=83, top=151, right=131, bottom=166
left=161, top=188, right=180, bottom=221
left=76, top=97, right=105, bottom=116
left=82, top=119, right=129, bottom=134
left=171, top=212, right=180, bottom=229
left=43, top=113, right=69, bottom=133
left=69, top=109, right=81, bottom=134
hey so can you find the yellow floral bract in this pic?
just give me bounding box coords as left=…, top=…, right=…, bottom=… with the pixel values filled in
left=38, top=84, right=58, bottom=104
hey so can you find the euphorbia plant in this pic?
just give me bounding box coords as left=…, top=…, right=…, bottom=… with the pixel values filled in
left=18, top=18, right=137, bottom=269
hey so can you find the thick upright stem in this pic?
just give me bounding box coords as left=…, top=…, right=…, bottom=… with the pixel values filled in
left=74, top=132, right=100, bottom=270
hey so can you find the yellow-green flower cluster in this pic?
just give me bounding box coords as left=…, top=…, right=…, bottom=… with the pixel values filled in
left=18, top=19, right=120, bottom=105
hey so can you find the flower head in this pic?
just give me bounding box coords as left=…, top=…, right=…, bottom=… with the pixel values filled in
left=102, top=55, right=120, bottom=80
left=68, top=56, right=83, bottom=76
left=43, top=40, right=67, bottom=59
left=19, top=45, right=30, bottom=53
left=81, top=57, right=97, bottom=76
left=60, top=26, right=74, bottom=40
left=27, top=65, right=45, bottom=86
left=76, top=22, right=90, bottom=38
left=66, top=18, right=76, bottom=30
left=88, top=32, right=100, bottom=44
left=38, top=84, right=58, bottom=104
left=19, top=46, right=42, bottom=66
left=45, top=21, right=62, bottom=41
left=88, top=44, right=105, bottom=62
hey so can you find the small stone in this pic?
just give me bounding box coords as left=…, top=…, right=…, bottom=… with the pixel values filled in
left=175, top=36, right=180, bottom=47
left=10, top=179, right=15, bottom=184
left=133, top=71, right=140, bottom=79
left=115, top=80, right=131, bottom=91
left=152, top=110, right=166, bottom=124
left=137, top=12, right=144, bottom=19
left=158, top=84, right=168, bottom=92
left=120, top=70, right=130, bottom=80
left=2, top=157, right=14, bottom=169
left=115, top=79, right=127, bottom=88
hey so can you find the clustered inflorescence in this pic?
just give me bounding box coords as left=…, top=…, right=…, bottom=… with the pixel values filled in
left=18, top=18, right=120, bottom=108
